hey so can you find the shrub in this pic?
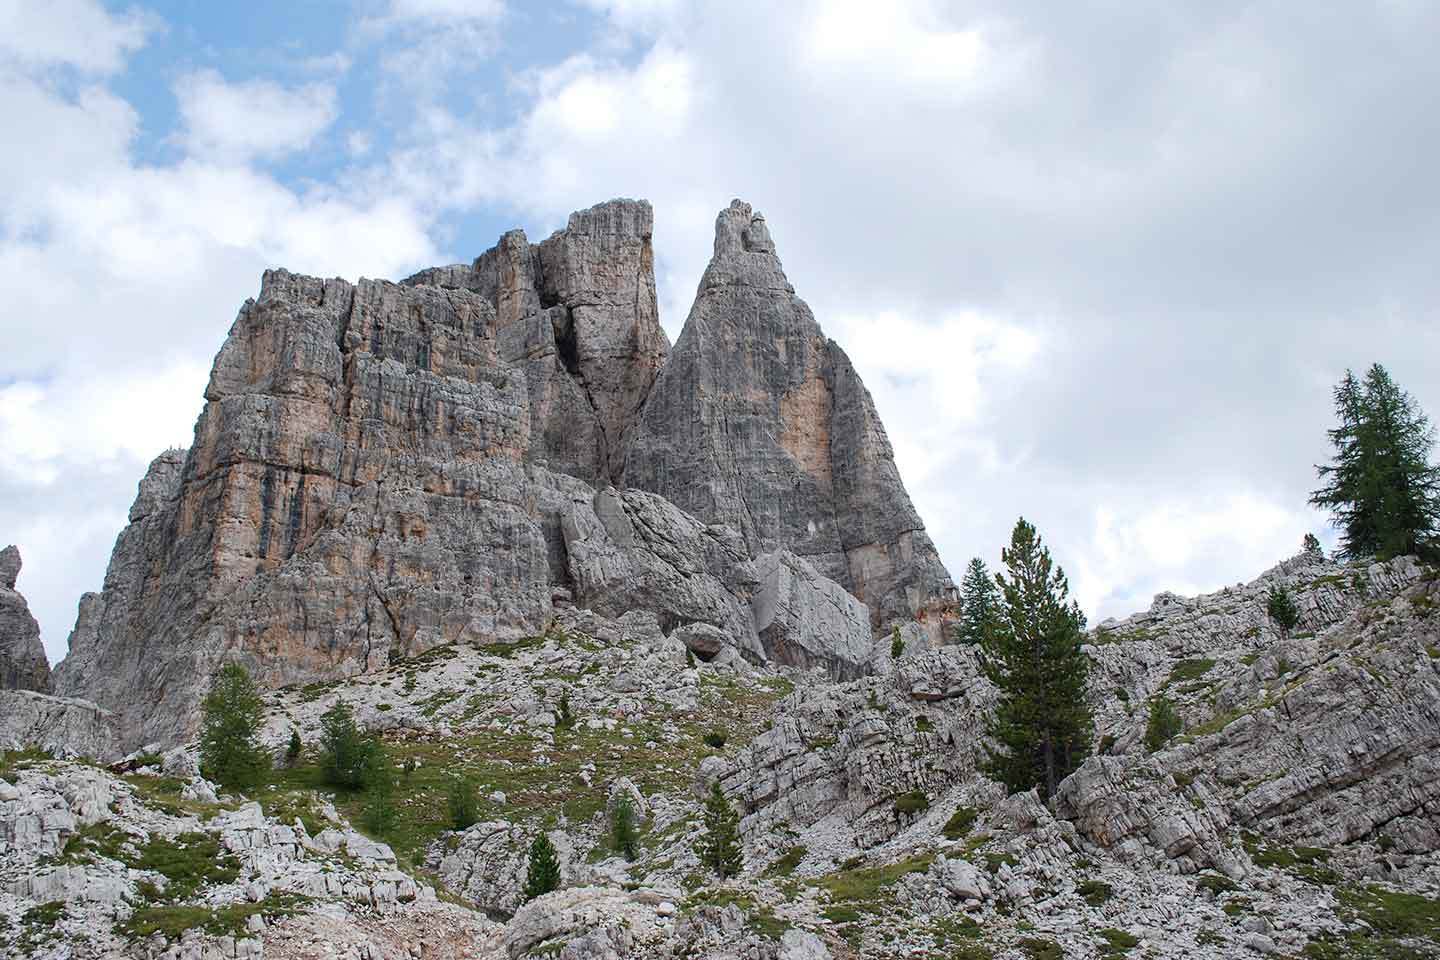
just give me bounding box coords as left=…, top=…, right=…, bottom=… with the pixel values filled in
left=611, top=793, right=638, bottom=861
left=285, top=729, right=302, bottom=766
left=703, top=730, right=727, bottom=749
left=941, top=806, right=977, bottom=840
left=698, top=782, right=743, bottom=879
left=523, top=833, right=561, bottom=901
left=1303, top=533, right=1322, bottom=555
left=318, top=700, right=382, bottom=790
left=1144, top=696, right=1183, bottom=752
left=894, top=790, right=929, bottom=816
left=198, top=663, right=270, bottom=790
left=890, top=626, right=905, bottom=660
left=447, top=775, right=480, bottom=831
left=685, top=648, right=697, bottom=669
left=1078, top=878, right=1113, bottom=906
left=556, top=691, right=575, bottom=731
left=1267, top=584, right=1300, bottom=632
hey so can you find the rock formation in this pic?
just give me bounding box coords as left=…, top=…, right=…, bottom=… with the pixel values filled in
left=51, top=199, right=951, bottom=749
left=0, top=545, right=52, bottom=693
left=626, top=201, right=952, bottom=625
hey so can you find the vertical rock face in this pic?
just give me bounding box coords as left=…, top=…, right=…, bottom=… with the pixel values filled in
left=0, top=546, right=53, bottom=693
left=52, top=197, right=950, bottom=748
left=625, top=200, right=952, bottom=624
left=404, top=199, right=670, bottom=484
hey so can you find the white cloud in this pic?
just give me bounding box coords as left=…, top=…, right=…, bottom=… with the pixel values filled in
left=0, top=0, right=152, bottom=73
left=175, top=70, right=338, bottom=162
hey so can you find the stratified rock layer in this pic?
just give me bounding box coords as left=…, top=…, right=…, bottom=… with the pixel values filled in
left=0, top=546, right=52, bottom=693
left=626, top=200, right=952, bottom=625
left=53, top=198, right=932, bottom=749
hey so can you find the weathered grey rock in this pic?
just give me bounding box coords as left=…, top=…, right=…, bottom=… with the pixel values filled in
left=0, top=689, right=121, bottom=761
left=427, top=822, right=577, bottom=916
left=625, top=200, right=952, bottom=625
left=751, top=550, right=873, bottom=680
left=0, top=545, right=52, bottom=693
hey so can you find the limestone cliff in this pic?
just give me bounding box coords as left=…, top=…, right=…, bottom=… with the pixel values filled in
left=626, top=201, right=953, bottom=625
left=0, top=546, right=52, bottom=693
left=52, top=198, right=941, bottom=748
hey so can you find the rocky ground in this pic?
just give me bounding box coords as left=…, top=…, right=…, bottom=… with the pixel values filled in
left=3, top=549, right=1440, bottom=959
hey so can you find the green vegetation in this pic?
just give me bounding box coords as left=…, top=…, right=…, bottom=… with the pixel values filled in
left=982, top=517, right=1093, bottom=799
left=1143, top=696, right=1183, bottom=752
left=1197, top=873, right=1239, bottom=895
left=136, top=831, right=241, bottom=900
left=1302, top=884, right=1440, bottom=959
left=1018, top=937, right=1063, bottom=960
left=1311, top=364, right=1440, bottom=561
left=286, top=728, right=302, bottom=765
left=942, top=806, right=978, bottom=840
left=1098, top=927, right=1140, bottom=956
left=765, top=845, right=806, bottom=877
left=446, top=774, right=480, bottom=831
left=318, top=699, right=383, bottom=790
left=956, top=557, right=1001, bottom=646
left=699, top=782, right=743, bottom=879
left=1167, top=658, right=1216, bottom=685
left=611, top=792, right=638, bottom=861
left=556, top=690, right=575, bottom=731
left=361, top=754, right=399, bottom=834
left=891, top=626, right=905, bottom=659
left=703, top=730, right=728, bottom=749
left=198, top=662, right=270, bottom=789
left=1267, top=584, right=1300, bottom=633
left=523, top=833, right=561, bottom=901
left=1077, top=878, right=1112, bottom=906
left=894, top=789, right=929, bottom=816
left=818, top=853, right=935, bottom=922
left=118, top=892, right=311, bottom=942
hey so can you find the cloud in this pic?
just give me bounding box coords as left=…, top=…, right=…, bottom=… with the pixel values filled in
left=359, top=0, right=506, bottom=98
left=175, top=69, right=339, bottom=162
left=0, top=0, right=153, bottom=74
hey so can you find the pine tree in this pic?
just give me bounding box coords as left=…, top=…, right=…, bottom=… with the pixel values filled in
left=522, top=832, right=562, bottom=901
left=1302, top=533, right=1322, bottom=556
left=286, top=728, right=302, bottom=766
left=361, top=750, right=397, bottom=835
left=890, top=626, right=905, bottom=660
left=318, top=699, right=381, bottom=790
left=198, top=663, right=271, bottom=790
left=981, top=518, right=1093, bottom=800
left=956, top=558, right=1000, bottom=646
left=1266, top=584, right=1299, bottom=633
left=447, top=774, right=480, bottom=831
left=611, top=793, right=638, bottom=861
left=1311, top=364, right=1440, bottom=561
left=698, top=782, right=743, bottom=879
left=1143, top=696, right=1183, bottom=753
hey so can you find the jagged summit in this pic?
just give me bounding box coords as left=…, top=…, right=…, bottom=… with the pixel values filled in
left=627, top=199, right=953, bottom=625
left=48, top=198, right=954, bottom=748
left=0, top=545, right=52, bottom=693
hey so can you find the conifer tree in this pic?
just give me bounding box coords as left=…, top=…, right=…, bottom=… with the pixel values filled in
left=198, top=663, right=270, bottom=790
left=1311, top=364, right=1440, bottom=561
left=318, top=699, right=382, bottom=790
left=522, top=833, right=562, bottom=901
left=698, top=782, right=743, bottom=879
left=890, top=626, right=905, bottom=660
left=981, top=518, right=1093, bottom=800
left=285, top=728, right=303, bottom=766
left=1266, top=584, right=1299, bottom=634
left=611, top=793, right=639, bottom=861
left=956, top=558, right=1000, bottom=646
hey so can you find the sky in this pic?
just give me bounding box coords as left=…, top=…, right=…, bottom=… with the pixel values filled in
left=3, top=0, right=1439, bottom=665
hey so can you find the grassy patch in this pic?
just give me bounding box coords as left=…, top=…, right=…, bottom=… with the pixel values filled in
left=817, top=853, right=936, bottom=921
left=1098, top=927, right=1140, bottom=956
left=682, top=888, right=787, bottom=941
left=1301, top=885, right=1440, bottom=959
left=1197, top=873, right=1238, bottom=895
left=136, top=832, right=241, bottom=901
left=1077, top=878, right=1112, bottom=906
left=765, top=845, right=806, bottom=878
left=1018, top=937, right=1063, bottom=960
left=1167, top=658, right=1216, bottom=685
left=943, top=806, right=979, bottom=840
left=116, top=892, right=311, bottom=942
left=894, top=789, right=929, bottom=816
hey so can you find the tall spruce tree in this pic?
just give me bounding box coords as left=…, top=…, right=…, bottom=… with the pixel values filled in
left=956, top=557, right=1000, bottom=646
left=522, top=833, right=562, bottom=901
left=698, top=782, right=743, bottom=879
left=981, top=518, right=1093, bottom=800
left=1311, top=364, right=1440, bottom=561
left=198, top=663, right=270, bottom=790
